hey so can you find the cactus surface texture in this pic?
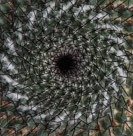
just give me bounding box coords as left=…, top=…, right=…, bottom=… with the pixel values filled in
left=0, top=0, right=133, bottom=136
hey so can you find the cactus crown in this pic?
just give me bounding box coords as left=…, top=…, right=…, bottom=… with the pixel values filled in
left=0, top=0, right=132, bottom=136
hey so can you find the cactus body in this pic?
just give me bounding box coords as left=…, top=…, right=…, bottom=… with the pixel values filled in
left=0, top=0, right=132, bottom=135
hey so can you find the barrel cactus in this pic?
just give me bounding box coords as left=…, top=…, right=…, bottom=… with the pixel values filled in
left=0, top=0, right=133, bottom=135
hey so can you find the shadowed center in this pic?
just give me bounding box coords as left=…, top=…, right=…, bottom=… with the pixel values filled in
left=56, top=54, right=76, bottom=74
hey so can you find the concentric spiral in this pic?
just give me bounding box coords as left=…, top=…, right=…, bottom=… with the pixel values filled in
left=0, top=0, right=132, bottom=135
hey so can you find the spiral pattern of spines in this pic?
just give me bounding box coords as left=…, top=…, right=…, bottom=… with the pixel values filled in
left=0, top=0, right=132, bottom=135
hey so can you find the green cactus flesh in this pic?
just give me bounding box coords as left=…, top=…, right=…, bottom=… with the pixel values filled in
left=0, top=0, right=133, bottom=135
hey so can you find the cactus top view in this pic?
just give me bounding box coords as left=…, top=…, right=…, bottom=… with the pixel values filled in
left=0, top=0, right=133, bottom=136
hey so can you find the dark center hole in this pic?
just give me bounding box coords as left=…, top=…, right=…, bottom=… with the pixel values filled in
left=56, top=54, right=76, bottom=74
